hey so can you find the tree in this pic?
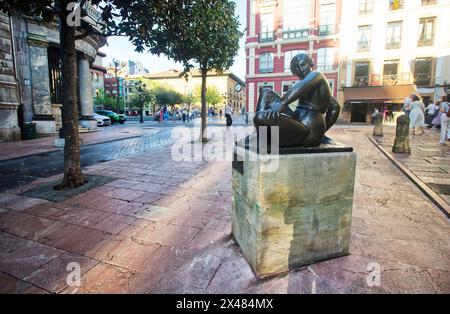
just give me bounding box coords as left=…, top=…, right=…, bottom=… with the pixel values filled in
left=94, top=89, right=117, bottom=110
left=153, top=0, right=242, bottom=141
left=0, top=0, right=186, bottom=189
left=193, top=85, right=223, bottom=109
left=154, top=85, right=183, bottom=111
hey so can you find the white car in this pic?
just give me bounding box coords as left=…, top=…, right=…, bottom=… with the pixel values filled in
left=93, top=113, right=111, bottom=126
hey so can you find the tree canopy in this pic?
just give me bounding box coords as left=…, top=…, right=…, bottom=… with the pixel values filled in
left=193, top=85, right=223, bottom=108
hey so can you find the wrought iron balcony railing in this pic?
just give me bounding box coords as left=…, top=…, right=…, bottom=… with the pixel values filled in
left=386, top=40, right=401, bottom=49
left=383, top=74, right=399, bottom=86
left=418, top=37, right=434, bottom=47
left=353, top=77, right=369, bottom=87
left=357, top=41, right=371, bottom=51
left=414, top=73, right=432, bottom=86
left=81, top=1, right=105, bottom=30
left=319, top=24, right=335, bottom=36
left=282, top=28, right=310, bottom=40
left=259, top=31, right=275, bottom=43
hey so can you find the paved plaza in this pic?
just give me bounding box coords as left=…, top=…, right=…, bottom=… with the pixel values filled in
left=375, top=125, right=450, bottom=209
left=0, top=125, right=449, bottom=293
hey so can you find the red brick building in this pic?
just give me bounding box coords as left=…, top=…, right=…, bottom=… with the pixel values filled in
left=245, top=0, right=342, bottom=114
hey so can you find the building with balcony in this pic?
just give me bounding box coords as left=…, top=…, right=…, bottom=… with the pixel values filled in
left=245, top=0, right=342, bottom=116
left=0, top=4, right=107, bottom=141
left=338, top=0, right=450, bottom=123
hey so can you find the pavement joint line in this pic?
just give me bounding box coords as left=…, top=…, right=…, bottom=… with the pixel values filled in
left=0, top=134, right=143, bottom=163
left=366, top=134, right=450, bottom=219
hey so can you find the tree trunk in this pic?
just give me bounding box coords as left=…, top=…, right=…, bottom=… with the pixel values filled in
left=200, top=67, right=207, bottom=142
left=55, top=8, right=85, bottom=190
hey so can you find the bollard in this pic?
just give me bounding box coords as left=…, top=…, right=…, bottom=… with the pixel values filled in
left=372, top=111, right=383, bottom=137
left=392, top=114, right=411, bottom=154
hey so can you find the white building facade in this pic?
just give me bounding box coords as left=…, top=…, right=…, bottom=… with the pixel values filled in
left=338, top=0, right=450, bottom=122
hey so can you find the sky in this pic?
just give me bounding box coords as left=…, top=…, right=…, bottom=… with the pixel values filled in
left=102, top=0, right=247, bottom=80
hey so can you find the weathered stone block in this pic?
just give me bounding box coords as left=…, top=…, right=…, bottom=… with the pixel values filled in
left=232, top=145, right=356, bottom=278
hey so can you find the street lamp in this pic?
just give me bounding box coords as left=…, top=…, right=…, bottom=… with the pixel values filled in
left=135, top=81, right=147, bottom=124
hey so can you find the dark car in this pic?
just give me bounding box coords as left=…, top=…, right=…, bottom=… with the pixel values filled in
left=95, top=110, right=126, bottom=124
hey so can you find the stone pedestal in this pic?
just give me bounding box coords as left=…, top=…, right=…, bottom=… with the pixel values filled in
left=372, top=112, right=383, bottom=137
left=392, top=115, right=411, bottom=154
left=232, top=143, right=356, bottom=278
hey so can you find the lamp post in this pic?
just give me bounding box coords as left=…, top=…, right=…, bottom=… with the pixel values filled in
left=135, top=81, right=147, bottom=124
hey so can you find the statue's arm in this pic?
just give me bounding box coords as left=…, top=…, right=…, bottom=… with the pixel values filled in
left=280, top=72, right=322, bottom=108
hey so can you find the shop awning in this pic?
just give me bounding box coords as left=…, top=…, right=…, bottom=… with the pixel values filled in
left=343, top=85, right=417, bottom=103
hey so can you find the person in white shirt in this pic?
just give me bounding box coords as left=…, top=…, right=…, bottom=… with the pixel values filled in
left=403, top=94, right=413, bottom=117
left=439, top=95, right=449, bottom=145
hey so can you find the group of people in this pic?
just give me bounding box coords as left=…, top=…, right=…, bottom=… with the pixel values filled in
left=403, top=93, right=450, bottom=144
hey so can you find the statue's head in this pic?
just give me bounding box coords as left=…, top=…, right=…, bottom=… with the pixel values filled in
left=291, top=53, right=314, bottom=79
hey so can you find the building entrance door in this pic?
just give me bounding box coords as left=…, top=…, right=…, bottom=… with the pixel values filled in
left=351, top=103, right=367, bottom=122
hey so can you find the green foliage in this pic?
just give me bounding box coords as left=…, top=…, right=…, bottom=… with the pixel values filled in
left=193, top=85, right=223, bottom=107
left=94, top=89, right=118, bottom=109
left=153, top=0, right=242, bottom=72
left=153, top=85, right=183, bottom=108
left=128, top=89, right=154, bottom=110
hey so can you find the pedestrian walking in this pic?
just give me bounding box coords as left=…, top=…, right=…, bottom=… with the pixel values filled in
left=409, top=95, right=425, bottom=135
left=219, top=109, right=223, bottom=119
left=225, top=104, right=233, bottom=127
left=439, top=95, right=449, bottom=145
left=425, top=100, right=438, bottom=127
left=403, top=94, right=413, bottom=117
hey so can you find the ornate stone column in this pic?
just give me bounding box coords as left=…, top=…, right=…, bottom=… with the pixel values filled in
left=78, top=53, right=97, bottom=130
left=28, top=32, right=56, bottom=135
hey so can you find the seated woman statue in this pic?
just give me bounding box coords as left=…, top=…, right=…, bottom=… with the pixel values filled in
left=253, top=53, right=340, bottom=147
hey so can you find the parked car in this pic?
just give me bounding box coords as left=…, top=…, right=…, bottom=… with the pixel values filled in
left=117, top=114, right=127, bottom=123
left=95, top=110, right=126, bottom=124
left=93, top=113, right=111, bottom=126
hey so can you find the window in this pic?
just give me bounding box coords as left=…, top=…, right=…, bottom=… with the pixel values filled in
left=386, top=21, right=402, bottom=49
left=282, top=81, right=298, bottom=95
left=359, top=0, right=373, bottom=14
left=258, top=82, right=274, bottom=93
left=414, top=57, right=433, bottom=86
left=48, top=46, right=62, bottom=104
left=421, top=0, right=436, bottom=5
left=354, top=62, right=370, bottom=86
left=283, top=0, right=310, bottom=39
left=284, top=50, right=306, bottom=72
left=259, top=53, right=274, bottom=73
left=317, top=48, right=335, bottom=71
left=260, top=13, right=274, bottom=42
left=319, top=2, right=336, bottom=36
left=357, top=25, right=372, bottom=51
left=418, top=17, right=435, bottom=46
left=383, top=60, right=399, bottom=85
left=389, top=0, right=403, bottom=10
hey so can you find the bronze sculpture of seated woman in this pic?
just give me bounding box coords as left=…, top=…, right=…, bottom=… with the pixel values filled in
left=253, top=53, right=340, bottom=148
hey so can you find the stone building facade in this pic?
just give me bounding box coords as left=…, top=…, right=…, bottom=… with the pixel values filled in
left=0, top=7, right=106, bottom=142
left=245, top=0, right=342, bottom=116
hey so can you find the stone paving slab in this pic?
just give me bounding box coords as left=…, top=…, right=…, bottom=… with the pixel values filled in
left=376, top=125, right=450, bottom=208
left=0, top=126, right=449, bottom=293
